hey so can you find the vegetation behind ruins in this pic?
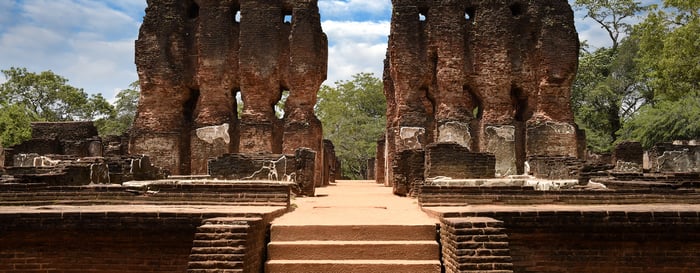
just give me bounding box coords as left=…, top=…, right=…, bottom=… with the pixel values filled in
left=572, top=0, right=699, bottom=152
left=315, top=73, right=386, bottom=179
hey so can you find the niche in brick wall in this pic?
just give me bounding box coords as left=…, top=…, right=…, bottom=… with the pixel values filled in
left=187, top=1, right=200, bottom=19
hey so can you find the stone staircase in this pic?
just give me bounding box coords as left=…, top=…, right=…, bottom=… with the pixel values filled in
left=188, top=217, right=266, bottom=273
left=265, top=224, right=442, bottom=273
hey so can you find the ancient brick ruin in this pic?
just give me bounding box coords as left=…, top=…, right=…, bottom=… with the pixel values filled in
left=382, top=0, right=582, bottom=190
left=3, top=1, right=700, bottom=273
left=1, top=122, right=166, bottom=185
left=131, top=0, right=328, bottom=182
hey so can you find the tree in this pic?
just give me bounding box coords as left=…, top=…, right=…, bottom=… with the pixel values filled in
left=0, top=103, right=35, bottom=147
left=96, top=81, right=140, bottom=136
left=315, top=73, right=386, bottom=179
left=618, top=0, right=700, bottom=146
left=571, top=0, right=649, bottom=152
left=635, top=1, right=700, bottom=102
left=620, top=96, right=700, bottom=148
left=0, top=67, right=115, bottom=145
left=0, top=67, right=112, bottom=122
left=574, top=0, right=646, bottom=52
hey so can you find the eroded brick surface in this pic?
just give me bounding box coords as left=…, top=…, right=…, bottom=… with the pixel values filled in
left=383, top=0, right=582, bottom=180
left=131, top=0, right=327, bottom=176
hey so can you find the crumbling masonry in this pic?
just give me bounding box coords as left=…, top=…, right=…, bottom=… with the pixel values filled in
left=131, top=0, right=328, bottom=180
left=382, top=0, right=583, bottom=189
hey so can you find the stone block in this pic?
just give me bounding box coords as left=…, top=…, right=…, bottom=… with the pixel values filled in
left=649, top=143, right=700, bottom=173
left=483, top=125, right=517, bottom=177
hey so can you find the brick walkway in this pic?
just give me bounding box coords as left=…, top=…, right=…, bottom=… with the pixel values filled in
left=273, top=180, right=438, bottom=225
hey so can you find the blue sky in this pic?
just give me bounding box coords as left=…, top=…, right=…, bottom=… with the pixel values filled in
left=0, top=0, right=660, bottom=102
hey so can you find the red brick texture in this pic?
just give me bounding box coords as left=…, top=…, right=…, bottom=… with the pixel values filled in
left=0, top=212, right=279, bottom=273
left=0, top=182, right=292, bottom=207
left=440, top=217, right=514, bottom=273
left=435, top=209, right=700, bottom=273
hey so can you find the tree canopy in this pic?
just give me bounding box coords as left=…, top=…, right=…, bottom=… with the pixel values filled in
left=315, top=73, right=386, bottom=179
left=96, top=81, right=140, bottom=136
left=572, top=0, right=699, bottom=151
left=0, top=67, right=133, bottom=146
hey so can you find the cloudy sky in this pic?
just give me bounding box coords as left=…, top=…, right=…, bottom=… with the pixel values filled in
left=0, top=0, right=660, bottom=102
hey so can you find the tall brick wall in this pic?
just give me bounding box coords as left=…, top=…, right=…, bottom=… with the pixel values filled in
left=383, top=0, right=582, bottom=181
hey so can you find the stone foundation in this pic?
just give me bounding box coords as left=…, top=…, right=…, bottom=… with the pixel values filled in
left=648, top=142, right=700, bottom=173
left=208, top=149, right=316, bottom=196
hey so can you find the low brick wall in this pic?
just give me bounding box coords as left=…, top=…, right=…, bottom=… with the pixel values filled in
left=0, top=180, right=293, bottom=207
left=425, top=142, right=496, bottom=179
left=429, top=207, right=700, bottom=273
left=0, top=208, right=284, bottom=273
left=420, top=185, right=700, bottom=206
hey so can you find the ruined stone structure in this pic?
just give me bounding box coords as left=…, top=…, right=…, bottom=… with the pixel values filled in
left=1, top=122, right=167, bottom=185
left=382, top=0, right=582, bottom=186
left=131, top=0, right=328, bottom=181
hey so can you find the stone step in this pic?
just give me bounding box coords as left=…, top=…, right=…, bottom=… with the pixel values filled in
left=189, top=253, right=244, bottom=262
left=194, top=232, right=246, bottom=241
left=265, top=259, right=441, bottom=273
left=270, top=224, right=437, bottom=241
left=187, top=261, right=242, bottom=270
left=192, top=239, right=247, bottom=248
left=196, top=224, right=249, bottom=233
left=190, top=246, right=248, bottom=255
left=268, top=240, right=440, bottom=260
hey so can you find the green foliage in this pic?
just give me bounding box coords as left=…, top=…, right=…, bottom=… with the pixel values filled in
left=573, top=0, right=700, bottom=151
left=0, top=67, right=112, bottom=122
left=0, top=103, right=35, bottom=147
left=635, top=1, right=700, bottom=102
left=620, top=95, right=700, bottom=148
left=315, top=73, right=386, bottom=179
left=572, top=0, right=652, bottom=152
left=97, top=81, right=140, bottom=136
left=0, top=67, right=116, bottom=145
left=573, top=38, right=648, bottom=152
left=616, top=0, right=700, bottom=146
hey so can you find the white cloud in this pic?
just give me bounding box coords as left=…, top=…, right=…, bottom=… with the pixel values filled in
left=319, top=0, right=391, bottom=20
left=0, top=1, right=17, bottom=29
left=322, top=20, right=389, bottom=85
left=0, top=0, right=144, bottom=101
left=1, top=0, right=666, bottom=102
